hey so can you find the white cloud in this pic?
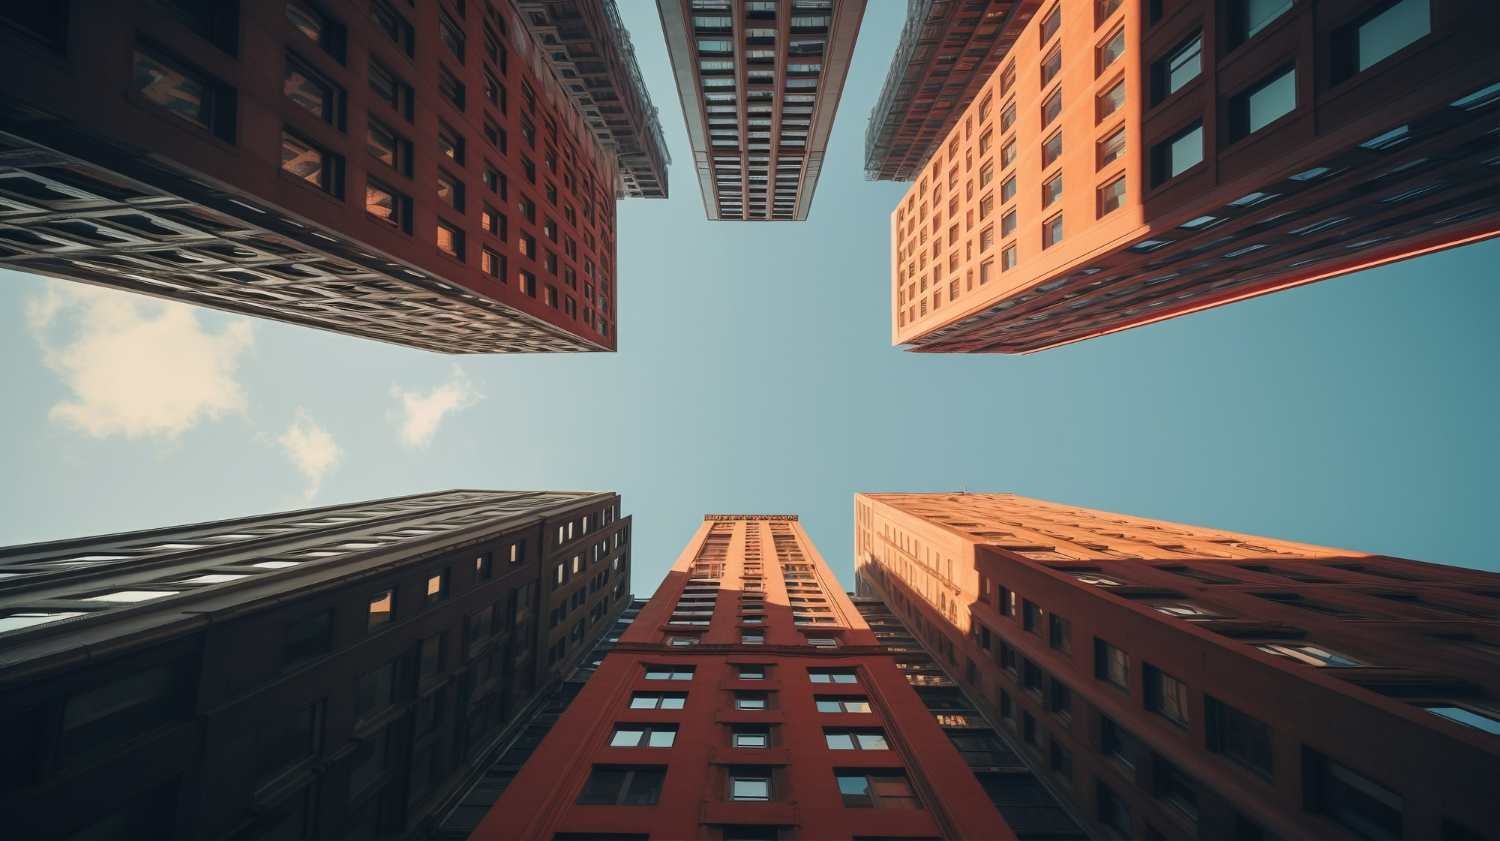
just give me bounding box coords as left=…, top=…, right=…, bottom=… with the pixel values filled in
left=278, top=411, right=340, bottom=499
left=26, top=284, right=254, bottom=439
left=391, top=366, right=482, bottom=448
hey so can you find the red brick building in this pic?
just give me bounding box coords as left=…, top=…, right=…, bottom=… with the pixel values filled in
left=856, top=492, right=1500, bottom=839
left=886, top=0, right=1500, bottom=353
left=473, top=514, right=1051, bottom=840
left=0, top=0, right=660, bottom=353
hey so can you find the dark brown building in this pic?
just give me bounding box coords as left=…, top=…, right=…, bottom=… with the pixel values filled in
left=0, top=0, right=640, bottom=353
left=856, top=492, right=1500, bottom=840
left=657, top=0, right=866, bottom=221
left=0, top=489, right=632, bottom=839
left=865, top=0, right=1037, bottom=182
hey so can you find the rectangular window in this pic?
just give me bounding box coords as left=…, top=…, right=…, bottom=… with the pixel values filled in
left=370, top=0, right=414, bottom=56
left=1097, top=78, right=1126, bottom=122
left=366, top=177, right=412, bottom=233
left=280, top=130, right=342, bottom=196
left=1000, top=176, right=1016, bottom=204
left=1304, top=750, right=1403, bottom=839
left=1041, top=89, right=1062, bottom=128
left=836, top=770, right=920, bottom=809
left=1000, top=100, right=1017, bottom=132
left=1000, top=209, right=1016, bottom=237
left=809, top=669, right=858, bottom=685
left=629, top=692, right=686, bottom=710
left=425, top=571, right=448, bottom=603
left=1255, top=642, right=1364, bottom=668
left=1039, top=6, right=1061, bottom=44
left=1001, top=244, right=1017, bottom=271
left=61, top=663, right=185, bottom=758
left=438, top=67, right=466, bottom=110
left=366, top=119, right=411, bottom=176
left=815, top=696, right=872, bottom=713
left=735, top=692, right=769, bottom=710
left=1230, top=0, right=1292, bottom=46
left=1097, top=28, right=1125, bottom=74
left=1101, top=716, right=1140, bottom=768
left=1048, top=614, right=1071, bottom=651
left=131, top=46, right=235, bottom=140
left=368, top=589, right=393, bottom=629
left=1145, top=665, right=1190, bottom=726
left=610, top=724, right=677, bottom=748
left=1041, top=47, right=1062, bottom=87
left=1153, top=34, right=1202, bottom=102
left=354, top=660, right=395, bottom=721
left=644, top=666, right=695, bottom=681
left=1229, top=66, right=1296, bottom=140
left=282, top=610, right=332, bottom=667
left=1095, top=638, right=1129, bottom=688
left=369, top=59, right=413, bottom=121
left=1042, top=214, right=1063, bottom=248
left=1206, top=696, right=1273, bottom=776
left=577, top=766, right=665, bottom=805
left=1001, top=139, right=1016, bottom=168
left=824, top=729, right=890, bottom=750
left=733, top=726, right=771, bottom=748
left=1333, top=0, right=1430, bottom=80
left=284, top=55, right=343, bottom=128
left=1042, top=173, right=1063, bottom=208
left=729, top=767, right=773, bottom=802
left=1154, top=755, right=1200, bottom=821
left=1098, top=127, right=1126, bottom=168
left=438, top=10, right=465, bottom=60
left=438, top=122, right=465, bottom=165
left=1098, top=175, right=1126, bottom=216
left=288, top=1, right=345, bottom=63
left=1152, top=121, right=1203, bottom=184
left=1041, top=132, right=1063, bottom=168
left=437, top=170, right=465, bottom=212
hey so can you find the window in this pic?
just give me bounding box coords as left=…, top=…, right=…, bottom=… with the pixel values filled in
left=437, top=170, right=464, bottom=211
left=1206, top=697, right=1273, bottom=776
left=1041, top=89, right=1062, bottom=127
left=1098, top=175, right=1127, bottom=216
left=610, top=724, right=678, bottom=748
left=577, top=766, right=665, bottom=805
left=1101, top=716, right=1140, bottom=767
left=284, top=55, right=343, bottom=128
left=425, top=571, right=448, bottom=603
left=255, top=702, right=320, bottom=785
left=644, top=666, right=695, bottom=681
left=367, top=119, right=411, bottom=175
left=1049, top=614, right=1071, bottom=652
left=280, top=130, right=342, bottom=196
left=1000, top=210, right=1016, bottom=238
left=1229, top=66, right=1296, bottom=140
left=282, top=610, right=332, bottom=667
left=371, top=0, right=413, bottom=56
left=836, top=771, right=920, bottom=809
left=1001, top=138, right=1017, bottom=168
left=630, top=692, right=686, bottom=710
left=736, top=665, right=767, bottom=680
left=1039, top=6, right=1061, bottom=44
left=809, top=669, right=858, bottom=685
left=1098, top=781, right=1131, bottom=835
left=741, top=632, right=764, bottom=645
left=1230, top=0, right=1292, bottom=46
left=1419, top=704, right=1500, bottom=735
left=730, top=767, right=773, bottom=801
left=1256, top=642, right=1363, bottom=667
left=1152, top=122, right=1203, bottom=184
left=1333, top=0, right=1430, bottom=80
left=1153, top=34, right=1202, bottom=101
left=1145, top=665, right=1190, bottom=726
left=368, top=589, right=393, bottom=629
left=733, top=726, right=771, bottom=748
left=824, top=729, right=889, bottom=750
left=369, top=59, right=413, bottom=121
left=418, top=632, right=445, bottom=680
left=438, top=10, right=465, bottom=60
left=816, top=696, right=872, bottom=713
left=1095, top=638, right=1128, bottom=688
left=1097, top=78, right=1125, bottom=121
left=438, top=122, right=465, bottom=165
left=1041, top=47, right=1062, bottom=87
left=438, top=67, right=466, bottom=110
left=365, top=178, right=412, bottom=232
left=806, top=636, right=839, bottom=648
left=1154, top=755, right=1200, bottom=821
left=1097, top=28, right=1125, bottom=73
left=1304, top=750, right=1403, bottom=840
left=131, top=46, right=235, bottom=140
left=1040, top=132, right=1063, bottom=169
left=735, top=692, right=769, bottom=710
left=1000, top=176, right=1016, bottom=203
left=1001, top=244, right=1017, bottom=271
left=354, top=660, right=395, bottom=721
left=287, top=1, right=345, bottom=62
left=436, top=219, right=465, bottom=259
left=1042, top=174, right=1063, bottom=209
left=61, top=663, right=185, bottom=757
left=1042, top=214, right=1063, bottom=248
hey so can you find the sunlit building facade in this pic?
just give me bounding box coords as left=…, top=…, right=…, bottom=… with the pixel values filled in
left=657, top=0, right=866, bottom=220
left=0, top=0, right=636, bottom=353
left=855, top=492, right=1500, bottom=839
left=0, top=490, right=631, bottom=839
left=889, top=0, right=1500, bottom=352
left=473, top=513, right=1052, bottom=840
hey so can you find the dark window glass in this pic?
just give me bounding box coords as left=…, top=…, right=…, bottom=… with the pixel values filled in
left=1154, top=754, right=1200, bottom=821
left=369, top=59, right=413, bottom=121
left=367, top=119, right=411, bottom=176
left=577, top=766, right=666, bottom=805
left=1230, top=0, right=1292, bottom=46
left=1333, top=0, right=1430, bottom=81
left=62, top=663, right=187, bottom=758
left=370, top=0, right=413, bottom=55
left=1305, top=750, right=1404, bottom=839
left=836, top=770, right=920, bottom=809
left=365, top=178, right=412, bottom=233
left=282, top=609, right=333, bottom=668
left=1229, top=66, right=1296, bottom=140
left=1145, top=664, right=1190, bottom=726
left=1152, top=122, right=1203, bottom=184
left=284, top=55, right=343, bottom=128
left=131, top=46, right=235, bottom=140
left=1207, top=696, right=1273, bottom=777
left=255, top=702, right=319, bottom=785
left=354, top=660, right=395, bottom=721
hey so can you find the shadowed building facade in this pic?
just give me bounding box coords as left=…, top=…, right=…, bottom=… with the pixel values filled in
left=0, top=0, right=648, bottom=353
left=855, top=492, right=1500, bottom=839
left=472, top=513, right=1060, bottom=840
left=657, top=0, right=866, bottom=221
left=0, top=489, right=631, bottom=839
left=887, top=0, right=1500, bottom=353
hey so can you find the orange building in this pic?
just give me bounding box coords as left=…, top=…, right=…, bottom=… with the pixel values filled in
left=471, top=514, right=1070, bottom=840
left=855, top=492, right=1500, bottom=839
left=888, top=0, right=1500, bottom=353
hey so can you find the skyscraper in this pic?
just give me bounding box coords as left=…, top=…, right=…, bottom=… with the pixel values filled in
left=657, top=0, right=867, bottom=221
left=472, top=513, right=1067, bottom=840
left=865, top=0, right=1034, bottom=182
left=0, top=0, right=659, bottom=353
left=0, top=489, right=632, bottom=839
left=855, top=492, right=1500, bottom=839
left=887, top=0, right=1500, bottom=353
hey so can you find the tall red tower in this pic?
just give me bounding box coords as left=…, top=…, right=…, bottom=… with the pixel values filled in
left=472, top=514, right=1048, bottom=840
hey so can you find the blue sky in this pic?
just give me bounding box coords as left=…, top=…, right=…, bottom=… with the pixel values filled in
left=2, top=1, right=1498, bottom=591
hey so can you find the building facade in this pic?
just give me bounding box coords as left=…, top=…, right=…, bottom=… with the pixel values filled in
left=0, top=0, right=630, bottom=353
left=865, top=0, right=1038, bottom=182
left=855, top=492, right=1500, bottom=839
left=889, top=0, right=1500, bottom=353
left=472, top=513, right=1025, bottom=840
left=657, top=0, right=866, bottom=221
left=515, top=0, right=673, bottom=199
left=0, top=489, right=632, bottom=839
